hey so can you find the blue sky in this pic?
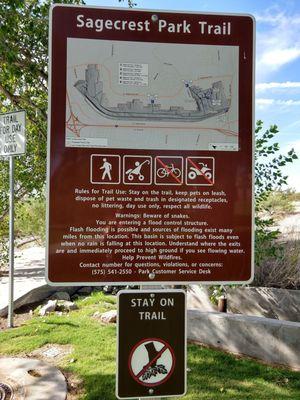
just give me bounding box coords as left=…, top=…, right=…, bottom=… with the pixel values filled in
left=87, top=0, right=300, bottom=191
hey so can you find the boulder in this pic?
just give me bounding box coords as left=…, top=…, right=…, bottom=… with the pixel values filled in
left=50, top=291, right=71, bottom=301
left=0, top=285, right=80, bottom=317
left=93, top=286, right=104, bottom=292
left=100, top=310, right=117, bottom=323
left=77, top=287, right=93, bottom=295
left=56, top=301, right=79, bottom=312
left=39, top=300, right=57, bottom=316
left=93, top=311, right=101, bottom=318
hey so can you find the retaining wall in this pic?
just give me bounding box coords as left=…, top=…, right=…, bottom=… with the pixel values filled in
left=227, top=287, right=300, bottom=322
left=188, top=310, right=300, bottom=370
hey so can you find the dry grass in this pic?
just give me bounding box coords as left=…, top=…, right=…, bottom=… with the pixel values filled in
left=254, top=235, right=300, bottom=289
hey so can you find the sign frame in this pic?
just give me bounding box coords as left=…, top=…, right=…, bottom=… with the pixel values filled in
left=46, top=4, right=256, bottom=286
left=0, top=110, right=26, bottom=157
left=116, top=289, right=187, bottom=399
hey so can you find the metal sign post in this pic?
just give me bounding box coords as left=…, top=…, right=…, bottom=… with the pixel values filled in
left=139, top=285, right=163, bottom=400
left=48, top=5, right=255, bottom=399
left=0, top=110, right=26, bottom=328
left=8, top=156, right=15, bottom=328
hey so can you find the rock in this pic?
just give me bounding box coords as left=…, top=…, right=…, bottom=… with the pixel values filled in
left=0, top=285, right=80, bottom=318
left=100, top=310, right=117, bottom=324
left=56, top=301, right=79, bottom=312
left=93, top=286, right=104, bottom=292
left=39, top=300, right=57, bottom=316
left=50, top=291, right=71, bottom=301
left=56, top=311, right=63, bottom=316
left=93, top=311, right=101, bottom=318
left=77, top=287, right=92, bottom=295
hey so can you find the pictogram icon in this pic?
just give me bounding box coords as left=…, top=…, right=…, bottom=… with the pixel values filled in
left=90, top=154, right=121, bottom=184
left=123, top=156, right=152, bottom=185
left=155, top=156, right=183, bottom=185
left=129, top=338, right=175, bottom=387
left=186, top=157, right=215, bottom=185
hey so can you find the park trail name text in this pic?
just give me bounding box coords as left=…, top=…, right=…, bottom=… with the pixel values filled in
left=76, top=14, right=232, bottom=35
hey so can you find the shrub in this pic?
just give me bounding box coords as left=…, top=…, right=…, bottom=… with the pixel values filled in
left=254, top=236, right=300, bottom=289
left=259, top=190, right=295, bottom=220
left=15, top=195, right=46, bottom=243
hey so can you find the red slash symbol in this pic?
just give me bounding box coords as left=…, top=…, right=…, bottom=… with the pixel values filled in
left=155, top=157, right=183, bottom=185
left=129, top=338, right=176, bottom=387
left=186, top=157, right=215, bottom=185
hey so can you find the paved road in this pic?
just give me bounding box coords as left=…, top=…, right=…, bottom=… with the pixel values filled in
left=0, top=246, right=45, bottom=316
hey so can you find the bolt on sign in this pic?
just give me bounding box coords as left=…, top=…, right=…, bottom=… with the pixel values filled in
left=117, top=290, right=186, bottom=399
left=0, top=111, right=26, bottom=156
left=47, top=4, right=255, bottom=285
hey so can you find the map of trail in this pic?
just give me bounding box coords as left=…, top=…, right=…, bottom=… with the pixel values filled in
left=66, top=38, right=239, bottom=151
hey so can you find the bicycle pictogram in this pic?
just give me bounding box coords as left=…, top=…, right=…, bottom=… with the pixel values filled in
left=156, top=163, right=181, bottom=179
left=155, top=157, right=183, bottom=185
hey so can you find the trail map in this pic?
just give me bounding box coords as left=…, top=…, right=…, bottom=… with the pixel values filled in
left=66, top=38, right=239, bottom=151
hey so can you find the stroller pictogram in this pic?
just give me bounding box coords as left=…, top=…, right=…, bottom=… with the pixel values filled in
left=125, top=159, right=150, bottom=181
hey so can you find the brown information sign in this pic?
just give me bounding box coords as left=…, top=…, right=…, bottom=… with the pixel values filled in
left=47, top=5, right=255, bottom=285
left=117, top=290, right=186, bottom=399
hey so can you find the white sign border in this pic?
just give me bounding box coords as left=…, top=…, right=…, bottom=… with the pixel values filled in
left=0, top=110, right=26, bottom=157
left=46, top=4, right=256, bottom=287
left=116, top=289, right=187, bottom=400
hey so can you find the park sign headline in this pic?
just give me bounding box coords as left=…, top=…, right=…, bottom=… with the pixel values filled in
left=76, top=14, right=232, bottom=35
left=47, top=5, right=255, bottom=285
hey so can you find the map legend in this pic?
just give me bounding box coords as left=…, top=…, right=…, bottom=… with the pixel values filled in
left=119, top=62, right=149, bottom=86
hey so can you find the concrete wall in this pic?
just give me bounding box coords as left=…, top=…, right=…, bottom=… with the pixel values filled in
left=188, top=285, right=300, bottom=322
left=188, top=310, right=300, bottom=370
left=187, top=285, right=217, bottom=312
left=227, top=287, right=300, bottom=322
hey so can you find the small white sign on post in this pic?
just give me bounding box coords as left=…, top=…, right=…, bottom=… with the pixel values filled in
left=0, top=110, right=26, bottom=156
left=0, top=110, right=26, bottom=328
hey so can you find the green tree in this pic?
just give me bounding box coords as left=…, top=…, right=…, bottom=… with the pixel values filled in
left=254, top=121, right=297, bottom=267
left=0, top=0, right=129, bottom=267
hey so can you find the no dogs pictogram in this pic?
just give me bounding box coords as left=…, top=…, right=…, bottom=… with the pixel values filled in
left=129, top=338, right=175, bottom=387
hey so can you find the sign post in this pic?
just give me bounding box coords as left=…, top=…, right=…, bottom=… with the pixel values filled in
left=8, top=155, right=15, bottom=329
left=48, top=5, right=255, bottom=398
left=0, top=110, right=26, bottom=328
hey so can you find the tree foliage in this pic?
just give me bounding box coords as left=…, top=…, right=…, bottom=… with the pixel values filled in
left=0, top=0, right=85, bottom=224
left=255, top=120, right=297, bottom=267
left=0, top=0, right=131, bottom=267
